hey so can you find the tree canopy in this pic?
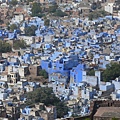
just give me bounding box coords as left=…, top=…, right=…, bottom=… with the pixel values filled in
left=25, top=87, right=68, bottom=118
left=48, top=4, right=58, bottom=13
left=87, top=69, right=95, bottom=76
left=9, top=0, right=18, bottom=6
left=102, top=63, right=120, bottom=82
left=112, top=118, right=119, bottom=120
left=13, top=40, right=26, bottom=49
left=85, top=118, right=91, bottom=120
left=26, top=0, right=34, bottom=4
left=30, top=2, right=67, bottom=18
left=44, top=19, right=50, bottom=27
left=88, top=10, right=109, bottom=20
left=39, top=69, right=48, bottom=79
left=0, top=20, right=3, bottom=25
left=25, top=25, right=37, bottom=36
left=91, top=2, right=101, bottom=10
left=31, top=2, right=43, bottom=17
left=10, top=24, right=18, bottom=32
left=54, top=10, right=68, bottom=17
left=0, top=41, right=12, bottom=53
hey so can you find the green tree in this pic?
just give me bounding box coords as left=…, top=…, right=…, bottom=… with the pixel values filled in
left=26, top=0, right=34, bottom=4
left=102, top=63, right=120, bottom=82
left=99, top=10, right=108, bottom=16
left=44, top=19, right=50, bottom=27
left=48, top=4, right=58, bottom=13
left=85, top=118, right=91, bottom=120
left=0, top=41, right=12, bottom=53
left=87, top=69, right=95, bottom=76
left=88, top=11, right=101, bottom=20
left=26, top=87, right=68, bottom=118
left=9, top=0, right=18, bottom=5
left=39, top=69, right=48, bottom=79
left=13, top=40, right=26, bottom=49
left=91, top=2, right=97, bottom=10
left=54, top=10, right=68, bottom=17
left=112, top=118, right=119, bottom=120
left=31, top=2, right=43, bottom=17
left=91, top=1, right=101, bottom=10
left=0, top=20, right=3, bottom=25
left=25, top=25, right=37, bottom=36
left=10, top=24, right=18, bottom=32
left=6, top=22, right=10, bottom=30
left=88, top=10, right=109, bottom=20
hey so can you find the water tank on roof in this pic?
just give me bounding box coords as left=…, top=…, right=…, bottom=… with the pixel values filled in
left=8, top=102, right=13, bottom=106
left=22, top=109, right=26, bottom=113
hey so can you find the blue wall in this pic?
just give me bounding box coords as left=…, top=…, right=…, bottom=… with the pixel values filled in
left=41, top=60, right=69, bottom=76
left=70, top=64, right=85, bottom=84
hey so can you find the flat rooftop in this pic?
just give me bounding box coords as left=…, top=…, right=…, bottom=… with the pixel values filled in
left=94, top=107, right=120, bottom=118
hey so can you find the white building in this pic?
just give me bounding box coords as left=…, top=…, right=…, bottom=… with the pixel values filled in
left=18, top=36, right=35, bottom=45
left=0, top=92, right=7, bottom=100
left=118, top=11, right=120, bottom=17
left=12, top=14, right=24, bottom=23
left=82, top=71, right=101, bottom=87
left=104, top=3, right=114, bottom=14
left=18, top=66, right=28, bottom=77
left=81, top=87, right=95, bottom=100
left=111, top=90, right=120, bottom=100
left=0, top=74, right=11, bottom=82
left=99, top=82, right=114, bottom=91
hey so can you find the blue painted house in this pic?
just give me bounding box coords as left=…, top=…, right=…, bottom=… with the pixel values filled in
left=70, top=64, right=85, bottom=86
left=22, top=53, right=34, bottom=64
left=41, top=51, right=81, bottom=80
left=8, top=32, right=17, bottom=39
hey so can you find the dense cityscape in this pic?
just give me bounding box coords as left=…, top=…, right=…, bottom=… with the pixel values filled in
left=0, top=0, right=120, bottom=120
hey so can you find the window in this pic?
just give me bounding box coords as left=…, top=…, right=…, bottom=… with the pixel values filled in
left=59, top=67, right=62, bottom=70
left=74, top=75, right=76, bottom=79
left=54, top=66, right=56, bottom=69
